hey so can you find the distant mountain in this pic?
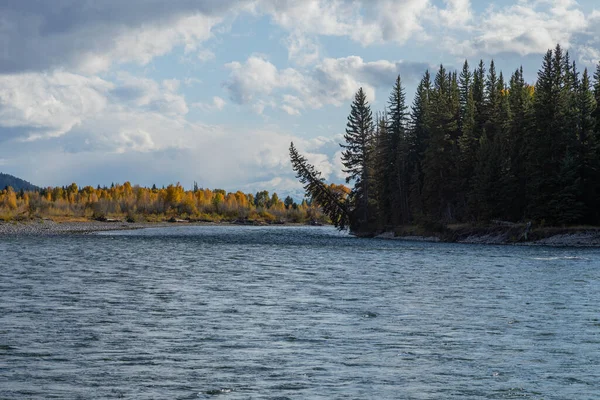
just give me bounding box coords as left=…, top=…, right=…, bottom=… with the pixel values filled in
left=0, top=173, right=40, bottom=191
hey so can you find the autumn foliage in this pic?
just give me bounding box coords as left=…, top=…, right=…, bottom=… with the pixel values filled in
left=0, top=182, right=325, bottom=224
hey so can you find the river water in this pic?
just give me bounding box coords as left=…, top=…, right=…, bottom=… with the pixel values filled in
left=1, top=225, right=599, bottom=399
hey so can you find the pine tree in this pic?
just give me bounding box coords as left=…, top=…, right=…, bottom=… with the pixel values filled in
left=373, top=113, right=390, bottom=229
left=457, top=81, right=477, bottom=219
left=289, top=143, right=350, bottom=229
left=459, top=60, right=472, bottom=125
left=594, top=63, right=600, bottom=136
left=484, top=60, right=501, bottom=140
left=473, top=60, right=486, bottom=137
left=496, top=76, right=514, bottom=220
left=387, top=75, right=410, bottom=226
left=408, top=71, right=432, bottom=220
left=412, top=71, right=432, bottom=161
left=504, top=67, right=532, bottom=221
left=422, top=65, right=460, bottom=222
left=579, top=68, right=599, bottom=223
left=528, top=49, right=557, bottom=222
left=341, top=88, right=376, bottom=232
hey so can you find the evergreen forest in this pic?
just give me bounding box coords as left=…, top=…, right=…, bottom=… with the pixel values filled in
left=291, top=45, right=600, bottom=234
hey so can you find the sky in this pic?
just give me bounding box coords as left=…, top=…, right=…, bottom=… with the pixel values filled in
left=0, top=0, right=599, bottom=198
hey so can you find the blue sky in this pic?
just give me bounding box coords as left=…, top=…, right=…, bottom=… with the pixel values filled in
left=0, top=0, right=599, bottom=198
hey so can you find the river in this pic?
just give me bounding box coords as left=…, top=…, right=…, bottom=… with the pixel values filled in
left=1, top=225, right=599, bottom=399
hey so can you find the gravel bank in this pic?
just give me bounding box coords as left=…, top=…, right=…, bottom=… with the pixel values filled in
left=0, top=219, right=171, bottom=236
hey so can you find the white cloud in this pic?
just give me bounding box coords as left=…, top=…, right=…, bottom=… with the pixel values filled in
left=197, top=49, right=217, bottom=62
left=224, top=55, right=428, bottom=114
left=192, top=96, right=227, bottom=112
left=449, top=0, right=589, bottom=57
left=78, top=14, right=221, bottom=74
left=284, top=33, right=320, bottom=66
left=281, top=105, right=301, bottom=116
left=111, top=73, right=188, bottom=116
left=0, top=71, right=113, bottom=140
left=213, top=96, right=226, bottom=110
left=438, top=0, right=472, bottom=26
left=257, top=0, right=431, bottom=46
left=0, top=1, right=238, bottom=74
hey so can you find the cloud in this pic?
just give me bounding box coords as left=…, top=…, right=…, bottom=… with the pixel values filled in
left=197, top=49, right=217, bottom=62
left=0, top=71, right=113, bottom=140
left=284, top=33, right=320, bottom=66
left=0, top=0, right=245, bottom=74
left=444, top=0, right=592, bottom=59
left=438, top=0, right=472, bottom=27
left=224, top=56, right=284, bottom=104
left=0, top=70, right=194, bottom=146
left=110, top=73, right=189, bottom=116
left=257, top=0, right=432, bottom=46
left=224, top=55, right=429, bottom=114
left=192, top=96, right=227, bottom=112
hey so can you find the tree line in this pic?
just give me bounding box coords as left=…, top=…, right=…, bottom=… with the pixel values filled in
left=292, top=45, right=600, bottom=234
left=0, top=182, right=325, bottom=224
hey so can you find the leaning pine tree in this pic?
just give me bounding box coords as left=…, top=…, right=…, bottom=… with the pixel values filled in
left=289, top=143, right=350, bottom=229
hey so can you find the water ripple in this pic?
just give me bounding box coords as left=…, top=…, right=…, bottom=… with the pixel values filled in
left=1, top=226, right=599, bottom=399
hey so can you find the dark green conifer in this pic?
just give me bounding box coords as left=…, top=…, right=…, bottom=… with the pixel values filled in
left=408, top=71, right=432, bottom=221
left=289, top=143, right=350, bottom=229
left=387, top=75, right=410, bottom=225
left=340, top=88, right=376, bottom=231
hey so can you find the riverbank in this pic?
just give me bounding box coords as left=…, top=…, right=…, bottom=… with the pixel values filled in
left=0, top=218, right=318, bottom=236
left=0, top=219, right=172, bottom=235
left=376, top=224, right=600, bottom=247
left=3, top=219, right=600, bottom=247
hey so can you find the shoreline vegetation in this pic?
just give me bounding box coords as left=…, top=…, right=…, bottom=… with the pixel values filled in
left=2, top=218, right=600, bottom=247
left=0, top=182, right=330, bottom=227
left=290, top=45, right=600, bottom=240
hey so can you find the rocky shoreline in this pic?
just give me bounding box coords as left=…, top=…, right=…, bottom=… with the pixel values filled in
left=376, top=227, right=600, bottom=247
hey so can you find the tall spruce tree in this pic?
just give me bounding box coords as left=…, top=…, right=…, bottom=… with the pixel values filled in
left=594, top=63, right=600, bottom=136
left=470, top=60, right=505, bottom=221
left=528, top=49, right=557, bottom=222
left=579, top=68, right=599, bottom=223
left=409, top=71, right=432, bottom=222
left=457, top=75, right=477, bottom=219
left=459, top=60, right=472, bottom=124
left=496, top=75, right=514, bottom=220
left=387, top=75, right=410, bottom=226
left=422, top=65, right=460, bottom=222
left=505, top=67, right=532, bottom=221
left=373, top=113, right=390, bottom=229
left=473, top=60, right=487, bottom=137
left=341, top=88, right=376, bottom=232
